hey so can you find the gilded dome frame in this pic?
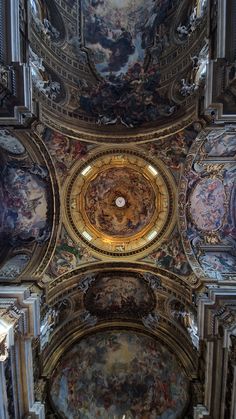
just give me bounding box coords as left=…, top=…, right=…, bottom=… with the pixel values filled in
left=63, top=147, right=177, bottom=259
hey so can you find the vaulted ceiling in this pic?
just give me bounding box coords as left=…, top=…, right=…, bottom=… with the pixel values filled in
left=29, top=0, right=208, bottom=140
left=0, top=0, right=235, bottom=418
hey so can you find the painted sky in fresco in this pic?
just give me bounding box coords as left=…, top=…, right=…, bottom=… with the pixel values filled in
left=83, top=0, right=159, bottom=76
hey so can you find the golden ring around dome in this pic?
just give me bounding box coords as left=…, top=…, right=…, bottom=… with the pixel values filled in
left=64, top=148, right=176, bottom=259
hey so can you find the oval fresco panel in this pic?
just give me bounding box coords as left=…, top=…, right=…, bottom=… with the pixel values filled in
left=85, top=167, right=156, bottom=237
left=51, top=331, right=189, bottom=419
left=0, top=165, right=49, bottom=244
left=0, top=130, right=25, bottom=155
left=190, top=178, right=226, bottom=231
left=84, top=273, right=155, bottom=317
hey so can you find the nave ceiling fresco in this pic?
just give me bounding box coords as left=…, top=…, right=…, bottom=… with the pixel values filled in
left=0, top=0, right=236, bottom=418
left=29, top=0, right=208, bottom=140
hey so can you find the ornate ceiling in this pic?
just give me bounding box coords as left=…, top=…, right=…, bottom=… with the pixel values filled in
left=29, top=0, right=208, bottom=141
left=50, top=330, right=190, bottom=418
left=0, top=0, right=236, bottom=418
left=0, top=128, right=59, bottom=279
left=65, top=147, right=176, bottom=258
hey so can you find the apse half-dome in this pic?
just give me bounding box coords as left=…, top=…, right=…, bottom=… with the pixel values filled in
left=50, top=330, right=190, bottom=418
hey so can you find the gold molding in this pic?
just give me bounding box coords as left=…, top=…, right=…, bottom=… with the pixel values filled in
left=40, top=108, right=199, bottom=144
left=42, top=322, right=197, bottom=379
left=62, top=146, right=177, bottom=260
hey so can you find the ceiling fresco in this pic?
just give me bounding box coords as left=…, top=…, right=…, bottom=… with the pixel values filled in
left=84, top=167, right=156, bottom=237
left=50, top=331, right=189, bottom=419
left=45, top=266, right=197, bottom=339
left=189, top=178, right=226, bottom=232
left=78, top=0, right=182, bottom=127
left=199, top=252, right=236, bottom=279
left=0, top=164, right=49, bottom=244
left=65, top=149, right=176, bottom=258
left=3, top=1, right=236, bottom=418
left=84, top=272, right=156, bottom=318
left=0, top=129, right=25, bottom=154
left=78, top=67, right=175, bottom=128
left=179, top=128, right=236, bottom=280
left=47, top=226, right=97, bottom=278
left=83, top=0, right=178, bottom=77
left=0, top=129, right=58, bottom=281
left=187, top=165, right=236, bottom=278
left=142, top=229, right=193, bottom=277
left=32, top=126, right=204, bottom=283
left=203, top=131, right=236, bottom=157
left=30, top=0, right=207, bottom=138
left=141, top=124, right=200, bottom=176
left=35, top=125, right=96, bottom=182
left=43, top=262, right=198, bottom=379
left=0, top=254, right=30, bottom=280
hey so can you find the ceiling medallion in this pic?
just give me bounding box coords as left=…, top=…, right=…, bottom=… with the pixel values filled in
left=64, top=149, right=176, bottom=258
